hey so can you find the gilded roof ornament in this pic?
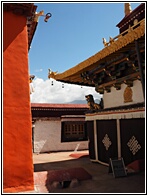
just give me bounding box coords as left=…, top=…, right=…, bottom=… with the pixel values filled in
left=48, top=69, right=58, bottom=79
left=102, top=38, right=109, bottom=47
left=109, top=36, right=114, bottom=44
left=124, top=3, right=132, bottom=16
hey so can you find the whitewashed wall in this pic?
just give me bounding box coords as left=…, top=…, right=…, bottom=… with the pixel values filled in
left=33, top=118, right=88, bottom=153
left=103, top=80, right=144, bottom=108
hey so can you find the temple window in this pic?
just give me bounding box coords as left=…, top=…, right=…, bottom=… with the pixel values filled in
left=61, top=121, right=87, bottom=142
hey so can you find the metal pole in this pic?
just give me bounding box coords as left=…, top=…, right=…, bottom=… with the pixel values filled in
left=135, top=40, right=145, bottom=100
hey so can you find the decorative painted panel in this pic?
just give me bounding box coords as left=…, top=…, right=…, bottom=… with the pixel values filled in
left=96, top=120, right=118, bottom=164
left=120, top=118, right=145, bottom=165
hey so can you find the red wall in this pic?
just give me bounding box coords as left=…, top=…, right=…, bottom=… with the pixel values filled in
left=3, top=11, right=34, bottom=193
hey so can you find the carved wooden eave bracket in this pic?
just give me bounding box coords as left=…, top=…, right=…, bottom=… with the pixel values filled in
left=95, top=72, right=139, bottom=94
left=50, top=19, right=145, bottom=81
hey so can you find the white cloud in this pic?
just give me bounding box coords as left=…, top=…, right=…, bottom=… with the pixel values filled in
left=30, top=78, right=102, bottom=103
left=35, top=69, right=43, bottom=72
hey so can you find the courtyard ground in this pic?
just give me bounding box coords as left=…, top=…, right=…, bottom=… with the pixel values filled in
left=21, top=150, right=145, bottom=194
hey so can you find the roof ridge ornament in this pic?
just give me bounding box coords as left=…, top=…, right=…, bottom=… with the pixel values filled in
left=48, top=69, right=58, bottom=79
left=124, top=3, right=132, bottom=16
left=34, top=10, right=52, bottom=22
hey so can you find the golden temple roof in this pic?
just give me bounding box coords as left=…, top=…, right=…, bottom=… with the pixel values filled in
left=48, top=3, right=145, bottom=94
left=49, top=19, right=145, bottom=82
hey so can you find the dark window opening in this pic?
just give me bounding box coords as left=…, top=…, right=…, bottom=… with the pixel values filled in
left=61, top=121, right=87, bottom=142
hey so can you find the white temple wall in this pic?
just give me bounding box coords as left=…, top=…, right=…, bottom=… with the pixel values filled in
left=33, top=118, right=88, bottom=153
left=103, top=80, right=144, bottom=108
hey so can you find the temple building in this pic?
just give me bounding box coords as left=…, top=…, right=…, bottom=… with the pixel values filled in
left=3, top=3, right=39, bottom=193
left=48, top=3, right=145, bottom=168
left=3, top=2, right=145, bottom=193
left=31, top=103, right=88, bottom=153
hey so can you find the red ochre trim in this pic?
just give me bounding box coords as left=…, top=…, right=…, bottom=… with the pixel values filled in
left=3, top=184, right=34, bottom=193
left=31, top=103, right=88, bottom=109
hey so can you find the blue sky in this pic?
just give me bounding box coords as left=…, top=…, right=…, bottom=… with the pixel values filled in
left=29, top=2, right=141, bottom=103
left=29, top=2, right=140, bottom=79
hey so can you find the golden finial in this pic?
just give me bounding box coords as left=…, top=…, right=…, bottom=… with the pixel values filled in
left=48, top=69, right=58, bottom=79
left=102, top=38, right=109, bottom=47
left=124, top=3, right=132, bottom=16
left=109, top=36, right=114, bottom=44
left=34, top=11, right=44, bottom=22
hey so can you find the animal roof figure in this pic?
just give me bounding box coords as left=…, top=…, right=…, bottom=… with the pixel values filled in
left=85, top=94, right=103, bottom=111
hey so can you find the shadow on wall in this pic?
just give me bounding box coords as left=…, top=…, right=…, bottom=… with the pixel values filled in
left=3, top=12, right=26, bottom=51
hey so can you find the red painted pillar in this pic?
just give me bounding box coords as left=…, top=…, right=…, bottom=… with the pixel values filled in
left=3, top=11, right=34, bottom=193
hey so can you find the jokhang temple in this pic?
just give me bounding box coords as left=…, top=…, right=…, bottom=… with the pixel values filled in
left=3, top=2, right=145, bottom=193
left=48, top=3, right=145, bottom=167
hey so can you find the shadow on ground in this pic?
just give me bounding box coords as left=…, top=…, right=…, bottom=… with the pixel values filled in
left=33, top=156, right=145, bottom=193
